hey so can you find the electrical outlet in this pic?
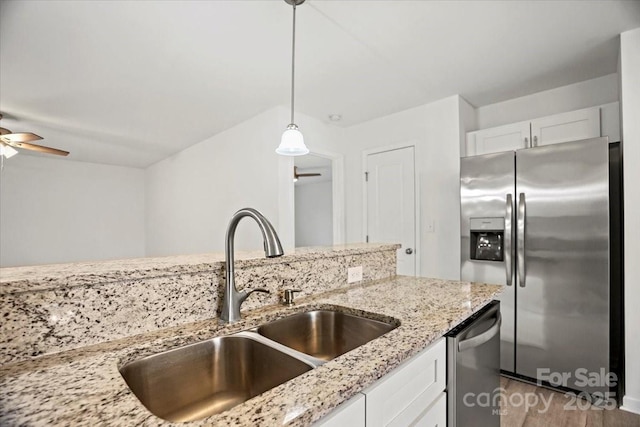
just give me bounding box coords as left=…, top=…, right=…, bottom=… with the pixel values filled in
left=348, top=266, right=363, bottom=283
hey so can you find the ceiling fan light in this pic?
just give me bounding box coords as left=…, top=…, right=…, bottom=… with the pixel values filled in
left=276, top=124, right=309, bottom=156
left=0, top=143, right=18, bottom=158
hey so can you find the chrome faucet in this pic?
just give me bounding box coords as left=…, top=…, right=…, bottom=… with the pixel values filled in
left=220, top=208, right=284, bottom=323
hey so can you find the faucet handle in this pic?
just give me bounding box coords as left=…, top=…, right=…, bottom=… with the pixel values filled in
left=238, top=287, right=270, bottom=304
left=282, top=289, right=301, bottom=306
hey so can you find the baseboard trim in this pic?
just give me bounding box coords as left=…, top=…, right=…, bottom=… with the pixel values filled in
left=621, top=395, right=640, bottom=415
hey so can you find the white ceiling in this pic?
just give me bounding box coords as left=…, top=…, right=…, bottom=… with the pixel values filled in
left=1, top=0, right=639, bottom=168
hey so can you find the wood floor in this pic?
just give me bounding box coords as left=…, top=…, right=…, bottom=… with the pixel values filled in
left=500, top=377, right=640, bottom=427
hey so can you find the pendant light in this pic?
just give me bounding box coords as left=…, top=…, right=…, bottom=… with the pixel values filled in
left=276, top=0, right=309, bottom=156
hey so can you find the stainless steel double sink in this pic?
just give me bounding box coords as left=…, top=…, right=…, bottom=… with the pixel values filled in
left=119, top=309, right=398, bottom=422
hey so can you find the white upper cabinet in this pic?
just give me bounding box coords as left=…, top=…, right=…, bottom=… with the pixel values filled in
left=466, top=121, right=530, bottom=156
left=530, top=107, right=600, bottom=147
left=465, top=105, right=616, bottom=157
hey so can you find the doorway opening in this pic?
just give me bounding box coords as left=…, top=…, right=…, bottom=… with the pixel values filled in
left=294, top=154, right=333, bottom=247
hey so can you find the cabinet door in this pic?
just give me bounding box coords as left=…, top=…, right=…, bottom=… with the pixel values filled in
left=364, top=338, right=446, bottom=427
left=387, top=391, right=446, bottom=427
left=600, top=102, right=620, bottom=143
left=466, top=122, right=530, bottom=156
left=315, top=394, right=365, bottom=427
left=531, top=106, right=600, bottom=147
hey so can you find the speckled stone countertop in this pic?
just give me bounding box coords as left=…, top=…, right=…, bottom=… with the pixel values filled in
left=0, top=276, right=502, bottom=426
left=0, top=244, right=399, bottom=293
left=1, top=244, right=398, bottom=364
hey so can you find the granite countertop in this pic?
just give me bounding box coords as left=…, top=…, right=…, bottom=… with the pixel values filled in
left=0, top=275, right=502, bottom=426
left=0, top=243, right=399, bottom=294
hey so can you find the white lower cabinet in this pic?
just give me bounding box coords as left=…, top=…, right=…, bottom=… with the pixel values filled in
left=402, top=392, right=446, bottom=427
left=316, top=338, right=446, bottom=427
left=364, top=338, right=446, bottom=427
left=315, top=393, right=366, bottom=427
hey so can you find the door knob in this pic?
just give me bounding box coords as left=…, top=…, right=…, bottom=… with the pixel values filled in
left=405, top=248, right=413, bottom=255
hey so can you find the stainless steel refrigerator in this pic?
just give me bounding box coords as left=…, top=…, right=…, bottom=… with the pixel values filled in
left=460, top=137, right=622, bottom=397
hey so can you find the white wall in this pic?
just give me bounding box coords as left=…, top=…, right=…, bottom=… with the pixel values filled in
left=620, top=27, right=640, bottom=415
left=419, top=96, right=463, bottom=280
left=459, top=96, right=477, bottom=155
left=145, top=106, right=344, bottom=256
left=475, top=73, right=620, bottom=129
left=145, top=109, right=283, bottom=256
left=295, top=180, right=333, bottom=247
left=0, top=155, right=145, bottom=267
left=343, top=95, right=463, bottom=280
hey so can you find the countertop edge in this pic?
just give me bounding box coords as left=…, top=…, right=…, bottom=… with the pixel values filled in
left=0, top=243, right=400, bottom=294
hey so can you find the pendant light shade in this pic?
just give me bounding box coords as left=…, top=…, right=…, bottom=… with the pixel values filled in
left=276, top=0, right=309, bottom=156
left=277, top=124, right=308, bottom=156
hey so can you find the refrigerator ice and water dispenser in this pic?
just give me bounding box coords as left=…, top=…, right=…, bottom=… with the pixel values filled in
left=469, top=217, right=504, bottom=262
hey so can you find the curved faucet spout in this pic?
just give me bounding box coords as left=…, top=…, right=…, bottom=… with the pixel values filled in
left=221, top=208, right=284, bottom=323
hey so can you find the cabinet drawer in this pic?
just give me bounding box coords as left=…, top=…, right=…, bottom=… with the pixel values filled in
left=364, top=338, right=446, bottom=427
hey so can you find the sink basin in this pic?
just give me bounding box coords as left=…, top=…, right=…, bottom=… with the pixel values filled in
left=119, top=309, right=397, bottom=421
left=119, top=336, right=313, bottom=422
left=257, top=310, right=397, bottom=361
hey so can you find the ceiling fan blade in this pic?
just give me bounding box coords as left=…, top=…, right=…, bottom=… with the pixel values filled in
left=8, top=140, right=69, bottom=156
left=0, top=131, right=43, bottom=143
left=0, top=118, right=69, bottom=157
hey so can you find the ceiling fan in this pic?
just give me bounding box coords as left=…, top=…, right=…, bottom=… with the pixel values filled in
left=294, top=166, right=321, bottom=182
left=0, top=113, right=69, bottom=157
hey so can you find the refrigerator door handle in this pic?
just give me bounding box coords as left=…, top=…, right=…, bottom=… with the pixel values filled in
left=505, top=194, right=513, bottom=286
left=458, top=312, right=502, bottom=352
left=517, top=193, right=526, bottom=287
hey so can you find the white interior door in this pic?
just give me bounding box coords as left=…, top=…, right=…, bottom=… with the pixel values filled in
left=366, top=146, right=416, bottom=276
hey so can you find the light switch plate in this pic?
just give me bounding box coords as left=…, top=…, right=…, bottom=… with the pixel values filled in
left=348, top=266, right=363, bottom=283
left=426, top=219, right=435, bottom=233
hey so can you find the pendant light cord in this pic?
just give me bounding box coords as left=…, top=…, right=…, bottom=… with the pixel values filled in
left=290, top=3, right=297, bottom=125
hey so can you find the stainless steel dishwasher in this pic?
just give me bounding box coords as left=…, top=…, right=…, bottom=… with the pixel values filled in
left=446, top=300, right=501, bottom=427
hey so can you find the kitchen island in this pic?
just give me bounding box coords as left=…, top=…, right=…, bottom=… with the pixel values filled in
left=0, top=274, right=500, bottom=426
